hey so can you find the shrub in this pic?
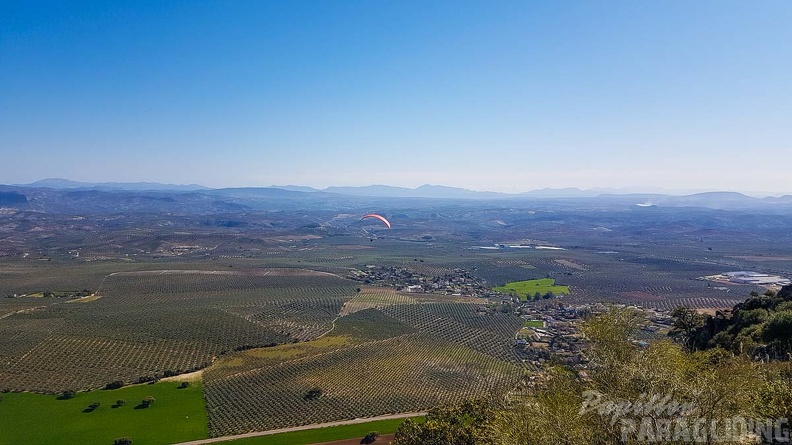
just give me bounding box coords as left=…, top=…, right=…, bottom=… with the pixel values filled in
left=361, top=431, right=380, bottom=444
left=304, top=387, right=322, bottom=400
left=104, top=380, right=124, bottom=390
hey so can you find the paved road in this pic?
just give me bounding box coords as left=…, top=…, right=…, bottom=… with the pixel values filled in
left=171, top=412, right=427, bottom=445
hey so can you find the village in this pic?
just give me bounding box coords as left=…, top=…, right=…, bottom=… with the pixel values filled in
left=347, top=264, right=503, bottom=298
left=511, top=302, right=674, bottom=371
left=347, top=263, right=675, bottom=373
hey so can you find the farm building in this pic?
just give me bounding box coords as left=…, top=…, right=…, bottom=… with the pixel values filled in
left=723, top=271, right=790, bottom=286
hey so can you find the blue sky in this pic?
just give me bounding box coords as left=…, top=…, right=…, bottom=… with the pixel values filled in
left=2, top=1, right=791, bottom=194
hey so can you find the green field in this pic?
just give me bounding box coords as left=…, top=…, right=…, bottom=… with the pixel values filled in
left=0, top=381, right=207, bottom=445
left=494, top=278, right=570, bottom=301
left=224, top=417, right=424, bottom=444
left=522, top=320, right=544, bottom=328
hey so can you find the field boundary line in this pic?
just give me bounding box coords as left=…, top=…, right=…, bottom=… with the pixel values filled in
left=170, top=411, right=426, bottom=444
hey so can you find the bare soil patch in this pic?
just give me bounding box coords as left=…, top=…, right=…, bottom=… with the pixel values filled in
left=161, top=370, right=204, bottom=382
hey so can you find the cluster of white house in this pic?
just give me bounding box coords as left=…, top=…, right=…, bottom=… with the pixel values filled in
left=723, top=271, right=791, bottom=286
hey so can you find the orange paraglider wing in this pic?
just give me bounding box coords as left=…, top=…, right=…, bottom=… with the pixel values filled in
left=361, top=214, right=391, bottom=229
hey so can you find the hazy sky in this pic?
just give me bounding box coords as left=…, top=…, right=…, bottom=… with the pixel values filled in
left=2, top=1, right=791, bottom=193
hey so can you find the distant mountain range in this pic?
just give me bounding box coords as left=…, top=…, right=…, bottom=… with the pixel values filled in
left=18, top=178, right=209, bottom=192
left=13, top=179, right=631, bottom=198
left=274, top=184, right=649, bottom=199
left=4, top=179, right=791, bottom=212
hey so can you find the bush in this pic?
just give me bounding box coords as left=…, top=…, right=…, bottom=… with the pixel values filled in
left=304, top=387, right=322, bottom=400
left=104, top=380, right=124, bottom=390
left=113, top=438, right=132, bottom=445
left=114, top=399, right=126, bottom=407
left=138, top=396, right=155, bottom=408
left=361, top=431, right=380, bottom=444
left=58, top=390, right=76, bottom=400
left=178, top=382, right=190, bottom=389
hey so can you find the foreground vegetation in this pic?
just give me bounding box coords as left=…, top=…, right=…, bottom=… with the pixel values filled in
left=0, top=381, right=207, bottom=445
left=392, top=304, right=792, bottom=445
left=671, top=285, right=792, bottom=359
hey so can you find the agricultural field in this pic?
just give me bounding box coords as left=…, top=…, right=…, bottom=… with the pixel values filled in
left=0, top=380, right=206, bottom=445
left=0, top=267, right=356, bottom=392
left=494, top=278, right=570, bottom=300
left=0, top=257, right=527, bottom=439
left=204, top=306, right=524, bottom=436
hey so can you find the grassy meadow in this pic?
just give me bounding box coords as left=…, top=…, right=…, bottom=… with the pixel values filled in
left=494, top=278, right=570, bottom=301
left=0, top=381, right=207, bottom=445
left=223, top=417, right=424, bottom=444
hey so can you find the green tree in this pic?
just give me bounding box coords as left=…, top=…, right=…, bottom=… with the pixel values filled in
left=762, top=311, right=792, bottom=354
left=392, top=399, right=502, bottom=445
left=304, top=387, right=322, bottom=400
left=361, top=431, right=380, bottom=444
left=668, top=307, right=706, bottom=351
left=104, top=380, right=124, bottom=390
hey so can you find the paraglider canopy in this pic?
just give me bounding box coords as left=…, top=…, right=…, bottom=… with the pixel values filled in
left=361, top=213, right=391, bottom=229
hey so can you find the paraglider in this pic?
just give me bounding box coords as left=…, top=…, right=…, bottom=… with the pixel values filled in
left=360, top=214, right=391, bottom=229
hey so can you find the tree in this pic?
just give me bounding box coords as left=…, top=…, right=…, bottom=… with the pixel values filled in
left=58, top=390, right=76, bottom=400
left=668, top=307, right=706, bottom=351
left=113, top=438, right=132, bottom=445
left=104, top=380, right=124, bottom=390
left=115, top=399, right=126, bottom=407
left=139, top=396, right=155, bottom=408
left=778, top=284, right=792, bottom=301
left=392, top=399, right=502, bottom=445
left=361, top=431, right=380, bottom=444
left=762, top=311, right=792, bottom=350
left=304, top=387, right=322, bottom=400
